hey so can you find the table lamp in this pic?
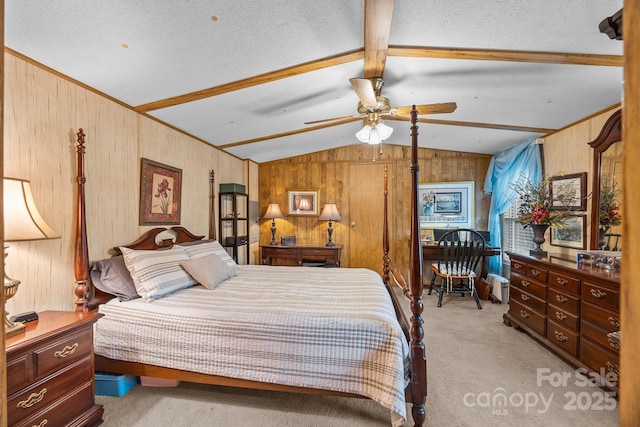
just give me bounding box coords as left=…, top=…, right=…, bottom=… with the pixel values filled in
left=318, top=203, right=342, bottom=247
left=263, top=203, right=284, bottom=245
left=4, top=178, right=60, bottom=338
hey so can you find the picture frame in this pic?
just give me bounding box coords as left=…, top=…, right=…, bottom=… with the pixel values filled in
left=287, top=190, right=318, bottom=216
left=549, top=172, right=587, bottom=211
left=550, top=215, right=586, bottom=249
left=139, top=158, right=182, bottom=225
left=418, top=181, right=474, bottom=228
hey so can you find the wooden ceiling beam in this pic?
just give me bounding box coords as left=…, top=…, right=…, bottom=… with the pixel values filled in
left=217, top=117, right=363, bottom=149
left=134, top=49, right=364, bottom=112
left=388, top=45, right=623, bottom=67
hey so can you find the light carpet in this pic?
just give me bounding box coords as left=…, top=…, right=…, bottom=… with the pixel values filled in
left=96, top=290, right=619, bottom=426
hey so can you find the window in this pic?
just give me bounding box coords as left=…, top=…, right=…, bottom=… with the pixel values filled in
left=501, top=197, right=534, bottom=264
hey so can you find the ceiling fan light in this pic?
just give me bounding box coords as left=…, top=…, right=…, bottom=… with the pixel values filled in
left=355, top=125, right=372, bottom=143
left=377, top=122, right=393, bottom=140
left=369, top=127, right=382, bottom=145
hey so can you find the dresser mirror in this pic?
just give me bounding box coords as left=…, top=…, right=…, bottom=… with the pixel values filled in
left=588, top=109, right=622, bottom=250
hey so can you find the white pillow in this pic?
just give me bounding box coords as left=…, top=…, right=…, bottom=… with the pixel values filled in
left=120, top=246, right=196, bottom=301
left=177, top=240, right=239, bottom=271
left=181, top=253, right=237, bottom=290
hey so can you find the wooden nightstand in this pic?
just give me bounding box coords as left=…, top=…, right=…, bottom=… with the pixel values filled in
left=6, top=310, right=104, bottom=427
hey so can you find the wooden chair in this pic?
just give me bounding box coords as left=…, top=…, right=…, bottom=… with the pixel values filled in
left=428, top=228, right=485, bottom=309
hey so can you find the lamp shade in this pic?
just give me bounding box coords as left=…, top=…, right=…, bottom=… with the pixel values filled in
left=263, top=203, right=284, bottom=219
left=355, top=122, right=393, bottom=145
left=4, top=178, right=60, bottom=242
left=318, top=203, right=342, bottom=221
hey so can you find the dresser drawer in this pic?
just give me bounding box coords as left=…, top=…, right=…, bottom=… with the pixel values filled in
left=8, top=356, right=93, bottom=425
left=15, top=380, right=95, bottom=427
left=548, top=271, right=580, bottom=294
left=582, top=320, right=620, bottom=354
left=510, top=286, right=546, bottom=314
left=509, top=299, right=546, bottom=336
left=6, top=354, right=30, bottom=396
left=35, top=329, right=92, bottom=380
left=548, top=288, right=579, bottom=316
left=510, top=259, right=526, bottom=274
left=581, top=301, right=619, bottom=332
left=547, top=320, right=579, bottom=357
left=548, top=306, right=579, bottom=331
left=582, top=282, right=619, bottom=311
left=526, top=265, right=548, bottom=282
left=511, top=272, right=547, bottom=300
left=580, top=338, right=619, bottom=385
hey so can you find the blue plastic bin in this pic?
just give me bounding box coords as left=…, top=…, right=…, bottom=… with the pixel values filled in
left=95, top=373, right=138, bottom=396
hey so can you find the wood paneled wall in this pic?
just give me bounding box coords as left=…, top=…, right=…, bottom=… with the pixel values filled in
left=3, top=52, right=246, bottom=314
left=258, top=143, right=492, bottom=274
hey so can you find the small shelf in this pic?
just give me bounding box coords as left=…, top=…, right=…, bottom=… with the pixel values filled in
left=219, top=188, right=249, bottom=264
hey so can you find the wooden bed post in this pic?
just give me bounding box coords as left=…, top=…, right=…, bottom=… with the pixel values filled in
left=209, top=169, right=216, bottom=240
left=409, top=106, right=426, bottom=426
left=74, top=129, right=90, bottom=311
left=382, top=166, right=390, bottom=285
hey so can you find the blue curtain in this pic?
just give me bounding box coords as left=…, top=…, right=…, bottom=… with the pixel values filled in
left=483, top=138, right=542, bottom=275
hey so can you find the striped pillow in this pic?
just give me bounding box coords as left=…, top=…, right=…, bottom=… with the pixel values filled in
left=177, top=240, right=239, bottom=271
left=120, top=246, right=196, bottom=301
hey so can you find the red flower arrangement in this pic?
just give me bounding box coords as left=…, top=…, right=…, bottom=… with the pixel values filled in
left=511, top=175, right=575, bottom=228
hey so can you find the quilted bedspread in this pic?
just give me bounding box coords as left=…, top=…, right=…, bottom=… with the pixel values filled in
left=94, top=265, right=410, bottom=426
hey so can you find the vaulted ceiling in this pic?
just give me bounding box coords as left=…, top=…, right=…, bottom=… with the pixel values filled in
left=6, top=1, right=623, bottom=163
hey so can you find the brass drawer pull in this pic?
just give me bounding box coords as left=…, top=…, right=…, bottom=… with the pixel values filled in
left=521, top=280, right=530, bottom=287
left=608, top=337, right=620, bottom=350
left=554, top=330, right=568, bottom=343
left=520, top=294, right=530, bottom=301
left=608, top=317, right=620, bottom=328
left=54, top=343, right=78, bottom=358
left=556, top=277, right=568, bottom=286
left=17, top=388, right=47, bottom=409
left=312, top=250, right=321, bottom=254
left=530, top=268, right=541, bottom=276
left=513, top=262, right=522, bottom=270
left=555, top=312, right=567, bottom=321
left=606, top=362, right=620, bottom=376
left=519, top=310, right=529, bottom=319
left=555, top=295, right=568, bottom=303
left=590, top=288, right=607, bottom=298
left=33, top=420, right=48, bottom=427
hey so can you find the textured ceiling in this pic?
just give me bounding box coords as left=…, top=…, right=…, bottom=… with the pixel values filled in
left=5, top=0, right=624, bottom=163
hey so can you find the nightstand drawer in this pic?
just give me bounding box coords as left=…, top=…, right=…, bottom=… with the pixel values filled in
left=16, top=380, right=95, bottom=427
left=262, top=247, right=299, bottom=260
left=34, top=329, right=92, bottom=379
left=9, top=357, right=92, bottom=425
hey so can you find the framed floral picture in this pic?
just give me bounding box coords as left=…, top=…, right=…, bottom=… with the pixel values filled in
left=139, top=158, right=182, bottom=225
left=287, top=190, right=318, bottom=216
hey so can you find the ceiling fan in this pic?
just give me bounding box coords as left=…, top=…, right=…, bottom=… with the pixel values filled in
left=304, top=77, right=457, bottom=144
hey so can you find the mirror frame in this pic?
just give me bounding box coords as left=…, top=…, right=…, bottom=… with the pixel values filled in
left=588, top=109, right=622, bottom=249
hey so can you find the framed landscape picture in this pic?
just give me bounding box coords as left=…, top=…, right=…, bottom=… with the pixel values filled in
left=550, top=215, right=586, bottom=249
left=418, top=181, right=474, bottom=228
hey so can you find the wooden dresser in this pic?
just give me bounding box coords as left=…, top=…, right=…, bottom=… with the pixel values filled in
left=6, top=310, right=104, bottom=427
left=504, top=252, right=620, bottom=393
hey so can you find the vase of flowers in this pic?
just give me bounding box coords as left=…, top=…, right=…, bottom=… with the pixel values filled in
left=511, top=174, right=577, bottom=257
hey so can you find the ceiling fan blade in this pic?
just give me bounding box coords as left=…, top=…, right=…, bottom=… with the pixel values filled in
left=363, top=0, right=395, bottom=79
left=304, top=113, right=366, bottom=125
left=389, top=102, right=458, bottom=117
left=349, top=78, right=378, bottom=108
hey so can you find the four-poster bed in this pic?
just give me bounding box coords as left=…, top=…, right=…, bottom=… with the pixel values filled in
left=73, top=108, right=426, bottom=425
